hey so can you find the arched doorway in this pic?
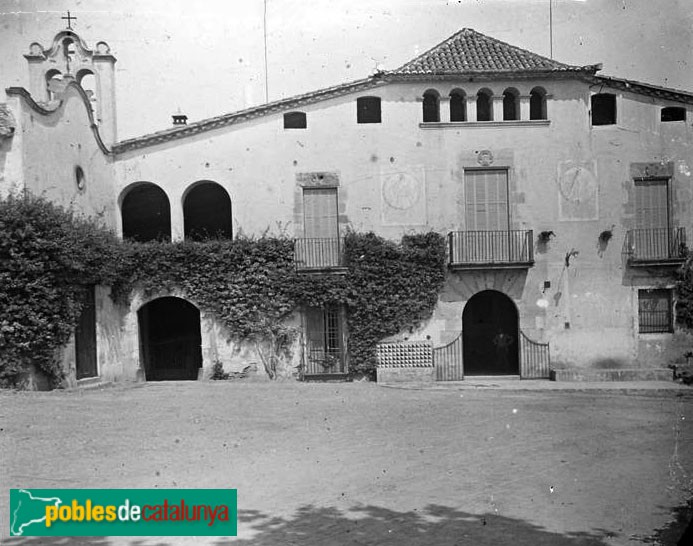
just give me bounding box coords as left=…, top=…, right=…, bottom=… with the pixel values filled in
left=462, top=290, right=519, bottom=375
left=138, top=297, right=202, bottom=380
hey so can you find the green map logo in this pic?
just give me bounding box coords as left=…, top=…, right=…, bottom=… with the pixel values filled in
left=10, top=489, right=63, bottom=536
left=9, top=488, right=237, bottom=537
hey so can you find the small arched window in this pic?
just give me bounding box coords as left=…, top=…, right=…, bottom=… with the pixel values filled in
left=449, top=89, right=467, bottom=122
left=503, top=88, right=520, bottom=121
left=591, top=93, right=617, bottom=126
left=422, top=89, right=440, bottom=123
left=476, top=89, right=493, bottom=122
left=529, top=87, right=547, bottom=120
left=357, top=96, right=382, bottom=124
left=284, top=111, right=307, bottom=129
left=661, top=107, right=686, bottom=122
left=120, top=183, right=171, bottom=242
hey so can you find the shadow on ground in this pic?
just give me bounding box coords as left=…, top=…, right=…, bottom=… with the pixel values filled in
left=221, top=504, right=611, bottom=546
left=2, top=504, right=614, bottom=545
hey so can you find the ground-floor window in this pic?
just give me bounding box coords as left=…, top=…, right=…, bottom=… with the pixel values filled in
left=638, top=288, right=673, bottom=333
left=304, top=305, right=346, bottom=375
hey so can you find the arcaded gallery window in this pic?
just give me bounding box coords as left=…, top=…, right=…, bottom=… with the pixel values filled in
left=529, top=87, right=547, bottom=120
left=449, top=89, right=467, bottom=122
left=476, top=89, right=493, bottom=121
left=422, top=89, right=440, bottom=123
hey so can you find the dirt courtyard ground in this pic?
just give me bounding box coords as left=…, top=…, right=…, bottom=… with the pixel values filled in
left=1, top=381, right=692, bottom=545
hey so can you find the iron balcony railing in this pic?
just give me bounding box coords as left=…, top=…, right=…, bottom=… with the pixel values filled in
left=448, top=230, right=534, bottom=268
left=624, top=228, right=687, bottom=264
left=294, top=238, right=345, bottom=270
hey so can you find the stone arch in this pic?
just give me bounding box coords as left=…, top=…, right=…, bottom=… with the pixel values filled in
left=182, top=181, right=233, bottom=240
left=138, top=297, right=202, bottom=381
left=120, top=182, right=171, bottom=242
left=462, top=290, right=519, bottom=375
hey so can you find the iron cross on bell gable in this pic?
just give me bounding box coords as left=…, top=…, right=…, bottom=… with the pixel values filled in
left=62, top=11, right=77, bottom=30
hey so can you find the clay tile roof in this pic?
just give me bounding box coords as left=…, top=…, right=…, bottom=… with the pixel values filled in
left=393, top=28, right=583, bottom=75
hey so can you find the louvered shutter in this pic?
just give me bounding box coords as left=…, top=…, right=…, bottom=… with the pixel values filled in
left=303, top=188, right=339, bottom=238
left=464, top=170, right=509, bottom=231
left=635, top=179, right=668, bottom=229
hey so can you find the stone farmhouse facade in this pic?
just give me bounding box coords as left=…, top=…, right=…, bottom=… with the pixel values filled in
left=1, top=26, right=692, bottom=386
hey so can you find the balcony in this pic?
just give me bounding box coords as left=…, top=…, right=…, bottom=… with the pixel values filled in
left=623, top=228, right=687, bottom=266
left=448, top=230, right=534, bottom=269
left=294, top=238, right=346, bottom=272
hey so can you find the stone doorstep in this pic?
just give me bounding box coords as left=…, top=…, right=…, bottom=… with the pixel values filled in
left=550, top=368, right=674, bottom=382
left=71, top=377, right=112, bottom=390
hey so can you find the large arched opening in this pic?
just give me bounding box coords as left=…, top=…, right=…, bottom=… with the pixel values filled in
left=138, top=297, right=202, bottom=381
left=120, top=183, right=171, bottom=242
left=183, top=181, right=233, bottom=240
left=462, top=290, right=519, bottom=375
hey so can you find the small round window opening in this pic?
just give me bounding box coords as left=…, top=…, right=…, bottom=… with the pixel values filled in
left=75, top=166, right=86, bottom=191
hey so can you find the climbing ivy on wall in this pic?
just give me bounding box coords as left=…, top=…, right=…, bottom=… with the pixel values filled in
left=676, top=252, right=693, bottom=330
left=0, top=193, right=447, bottom=387
left=0, top=194, right=122, bottom=387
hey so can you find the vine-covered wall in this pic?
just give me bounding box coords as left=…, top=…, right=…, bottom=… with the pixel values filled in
left=0, top=193, right=446, bottom=387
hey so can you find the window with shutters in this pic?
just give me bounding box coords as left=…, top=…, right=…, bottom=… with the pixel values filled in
left=464, top=169, right=509, bottom=231
left=448, top=169, right=532, bottom=267
left=626, top=177, right=687, bottom=263
left=304, top=305, right=346, bottom=375
left=296, top=187, right=343, bottom=270
left=638, top=289, right=673, bottom=333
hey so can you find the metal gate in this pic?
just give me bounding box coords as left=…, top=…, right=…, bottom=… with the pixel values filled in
left=519, top=331, right=551, bottom=379
left=433, top=333, right=464, bottom=381
left=433, top=330, right=550, bottom=380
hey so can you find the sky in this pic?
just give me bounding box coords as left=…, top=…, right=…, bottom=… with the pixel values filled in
left=1, top=0, right=691, bottom=140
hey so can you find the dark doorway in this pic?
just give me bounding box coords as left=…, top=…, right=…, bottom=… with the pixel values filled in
left=75, top=286, right=97, bottom=379
left=462, top=290, right=519, bottom=375
left=183, top=181, right=233, bottom=240
left=138, top=297, right=202, bottom=381
left=121, top=183, right=171, bottom=242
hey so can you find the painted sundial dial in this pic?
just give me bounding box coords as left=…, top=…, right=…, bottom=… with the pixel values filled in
left=558, top=166, right=597, bottom=203
left=382, top=172, right=421, bottom=210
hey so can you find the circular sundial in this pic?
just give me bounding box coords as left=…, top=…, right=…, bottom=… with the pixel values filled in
left=558, top=166, right=597, bottom=203
left=382, top=172, right=421, bottom=210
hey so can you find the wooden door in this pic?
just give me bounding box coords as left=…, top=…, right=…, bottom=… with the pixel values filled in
left=75, top=286, right=97, bottom=379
